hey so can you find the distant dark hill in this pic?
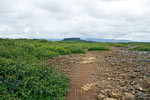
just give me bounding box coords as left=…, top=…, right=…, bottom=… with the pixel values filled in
left=48, top=38, right=133, bottom=43
left=63, top=38, right=85, bottom=42
left=62, top=38, right=133, bottom=43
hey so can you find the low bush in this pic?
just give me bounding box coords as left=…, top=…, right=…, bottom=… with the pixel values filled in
left=34, top=48, right=59, bottom=59
left=0, top=59, right=69, bottom=100
left=53, top=47, right=71, bottom=55
left=65, top=46, right=85, bottom=54
left=0, top=39, right=69, bottom=100
left=69, top=48, right=85, bottom=53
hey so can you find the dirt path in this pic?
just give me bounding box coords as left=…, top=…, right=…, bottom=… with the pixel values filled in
left=66, top=52, right=98, bottom=100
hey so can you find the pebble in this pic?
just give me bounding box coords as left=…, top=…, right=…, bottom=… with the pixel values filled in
left=124, top=93, right=135, bottom=99
left=135, top=92, right=146, bottom=99
left=111, top=92, right=121, bottom=99
left=97, top=93, right=105, bottom=100
left=134, top=84, right=144, bottom=91
left=103, top=98, right=117, bottom=100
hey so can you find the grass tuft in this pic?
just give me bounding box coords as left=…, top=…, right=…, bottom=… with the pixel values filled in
left=88, top=46, right=109, bottom=51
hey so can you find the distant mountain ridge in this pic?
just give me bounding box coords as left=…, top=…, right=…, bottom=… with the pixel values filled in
left=47, top=38, right=133, bottom=43
left=84, top=38, right=133, bottom=43
left=63, top=38, right=84, bottom=41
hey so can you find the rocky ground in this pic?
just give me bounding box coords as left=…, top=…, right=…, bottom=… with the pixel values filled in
left=94, top=48, right=150, bottom=100
left=48, top=47, right=150, bottom=100
left=47, top=54, right=84, bottom=76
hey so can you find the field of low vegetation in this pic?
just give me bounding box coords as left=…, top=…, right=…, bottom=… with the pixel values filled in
left=129, top=43, right=150, bottom=51
left=0, top=39, right=150, bottom=100
left=0, top=39, right=109, bottom=100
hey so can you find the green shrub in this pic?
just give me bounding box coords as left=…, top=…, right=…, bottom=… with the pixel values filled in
left=112, top=43, right=128, bottom=48
left=131, top=46, right=150, bottom=51
left=65, top=46, right=85, bottom=54
left=88, top=46, right=109, bottom=51
left=69, top=48, right=85, bottom=53
left=40, top=45, right=71, bottom=55
left=0, top=39, right=69, bottom=100
left=34, top=48, right=59, bottom=59
left=0, top=60, right=69, bottom=100
left=53, top=47, right=71, bottom=55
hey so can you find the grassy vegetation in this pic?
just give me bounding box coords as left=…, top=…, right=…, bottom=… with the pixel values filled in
left=131, top=46, right=150, bottom=51
left=64, top=46, right=85, bottom=54
left=88, top=46, right=109, bottom=51
left=108, top=42, right=150, bottom=51
left=0, top=39, right=70, bottom=100
left=128, top=42, right=150, bottom=51
left=110, top=43, right=128, bottom=48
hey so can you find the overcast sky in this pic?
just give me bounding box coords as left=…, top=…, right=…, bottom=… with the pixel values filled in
left=0, top=0, right=150, bottom=41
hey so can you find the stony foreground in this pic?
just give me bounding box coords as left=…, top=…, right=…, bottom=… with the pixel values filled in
left=48, top=48, right=150, bottom=100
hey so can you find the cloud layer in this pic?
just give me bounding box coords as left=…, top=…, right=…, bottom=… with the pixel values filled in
left=0, top=0, right=150, bottom=41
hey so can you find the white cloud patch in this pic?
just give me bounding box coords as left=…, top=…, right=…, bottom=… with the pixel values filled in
left=0, top=0, right=150, bottom=41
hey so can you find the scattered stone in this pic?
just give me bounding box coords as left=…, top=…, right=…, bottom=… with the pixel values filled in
left=137, top=87, right=144, bottom=91
left=134, top=84, right=144, bottom=91
left=124, top=93, right=135, bottom=99
left=104, top=89, right=111, bottom=96
left=49, top=48, right=150, bottom=99
left=135, top=92, right=146, bottom=99
left=108, top=78, right=113, bottom=80
left=119, top=81, right=125, bottom=87
left=135, top=69, right=141, bottom=72
left=121, top=96, right=126, bottom=100
left=97, top=93, right=105, bottom=100
left=111, top=92, right=121, bottom=99
left=103, top=98, right=117, bottom=100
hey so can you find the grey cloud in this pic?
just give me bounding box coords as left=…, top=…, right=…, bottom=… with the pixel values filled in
left=0, top=0, right=150, bottom=41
